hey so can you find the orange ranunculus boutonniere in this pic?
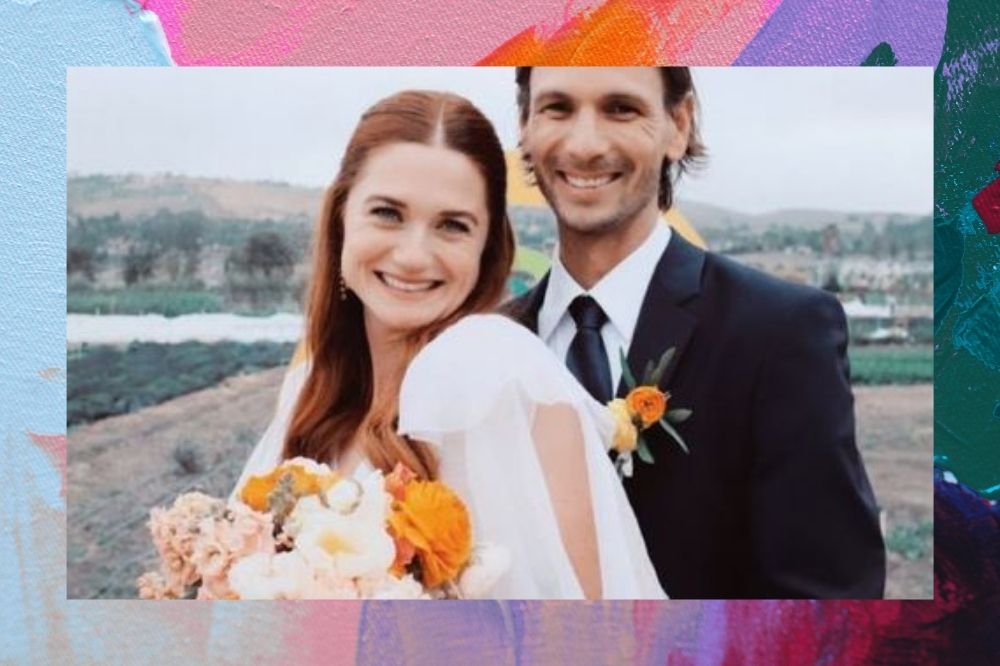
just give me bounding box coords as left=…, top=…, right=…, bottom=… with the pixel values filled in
left=626, top=386, right=668, bottom=427
left=606, top=348, right=693, bottom=478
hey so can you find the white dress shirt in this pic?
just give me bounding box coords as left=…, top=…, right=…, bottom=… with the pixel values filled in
left=538, top=221, right=672, bottom=391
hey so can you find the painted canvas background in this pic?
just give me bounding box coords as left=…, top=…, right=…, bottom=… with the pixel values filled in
left=2, top=0, right=999, bottom=663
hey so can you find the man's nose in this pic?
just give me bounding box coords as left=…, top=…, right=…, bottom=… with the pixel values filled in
left=563, top=108, right=611, bottom=163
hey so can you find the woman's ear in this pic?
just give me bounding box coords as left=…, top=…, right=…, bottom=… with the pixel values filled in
left=664, top=95, right=694, bottom=162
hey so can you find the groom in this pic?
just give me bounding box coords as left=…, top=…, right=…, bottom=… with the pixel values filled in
left=503, top=67, right=886, bottom=599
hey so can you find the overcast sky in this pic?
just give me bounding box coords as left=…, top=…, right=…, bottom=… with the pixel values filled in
left=68, top=67, right=932, bottom=215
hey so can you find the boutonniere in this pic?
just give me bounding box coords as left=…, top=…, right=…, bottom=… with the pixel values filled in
left=606, top=348, right=692, bottom=478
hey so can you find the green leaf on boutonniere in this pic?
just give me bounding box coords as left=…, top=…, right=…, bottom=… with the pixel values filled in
left=619, top=348, right=637, bottom=390
left=649, top=347, right=675, bottom=386
left=665, top=408, right=692, bottom=424
left=636, top=436, right=655, bottom=464
left=658, top=418, right=690, bottom=454
left=642, top=359, right=656, bottom=383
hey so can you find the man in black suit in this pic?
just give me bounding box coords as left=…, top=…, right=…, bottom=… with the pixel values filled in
left=503, top=67, right=885, bottom=598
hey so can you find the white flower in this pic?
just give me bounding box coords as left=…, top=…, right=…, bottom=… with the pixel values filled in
left=323, top=478, right=364, bottom=514
left=284, top=494, right=329, bottom=539
left=292, top=473, right=393, bottom=577
left=286, top=469, right=390, bottom=536
left=458, top=543, right=511, bottom=598
left=284, top=456, right=336, bottom=477
left=294, top=510, right=396, bottom=579
left=341, top=469, right=391, bottom=523
left=300, top=569, right=360, bottom=600
left=228, top=551, right=313, bottom=600
left=364, top=573, right=430, bottom=599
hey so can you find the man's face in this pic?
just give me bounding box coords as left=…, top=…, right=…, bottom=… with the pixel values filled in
left=520, top=67, right=691, bottom=237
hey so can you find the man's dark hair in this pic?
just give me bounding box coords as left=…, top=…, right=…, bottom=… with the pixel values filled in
left=514, top=67, right=706, bottom=211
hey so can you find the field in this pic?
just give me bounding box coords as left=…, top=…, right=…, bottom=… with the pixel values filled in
left=848, top=344, right=933, bottom=385
left=68, top=341, right=296, bottom=425
left=66, top=369, right=932, bottom=599
left=68, top=287, right=224, bottom=317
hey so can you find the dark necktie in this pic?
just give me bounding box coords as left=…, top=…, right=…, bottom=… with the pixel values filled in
left=566, top=295, right=613, bottom=404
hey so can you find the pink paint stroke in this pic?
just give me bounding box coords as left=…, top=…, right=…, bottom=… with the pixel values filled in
left=138, top=0, right=780, bottom=65
left=28, top=432, right=66, bottom=498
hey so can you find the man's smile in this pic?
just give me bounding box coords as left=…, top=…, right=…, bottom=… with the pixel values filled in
left=556, top=170, right=623, bottom=191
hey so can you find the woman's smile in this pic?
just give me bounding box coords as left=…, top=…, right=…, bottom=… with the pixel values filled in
left=375, top=271, right=444, bottom=294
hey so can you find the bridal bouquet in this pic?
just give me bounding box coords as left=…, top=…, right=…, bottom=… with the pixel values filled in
left=136, top=458, right=509, bottom=600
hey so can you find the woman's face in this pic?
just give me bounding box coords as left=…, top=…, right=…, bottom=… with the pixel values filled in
left=341, top=141, right=491, bottom=340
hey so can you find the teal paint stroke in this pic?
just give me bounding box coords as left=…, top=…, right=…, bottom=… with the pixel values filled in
left=933, top=0, right=1000, bottom=499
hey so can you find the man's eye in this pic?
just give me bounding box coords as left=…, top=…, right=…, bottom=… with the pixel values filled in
left=371, top=206, right=402, bottom=221
left=540, top=102, right=570, bottom=116
left=441, top=218, right=471, bottom=234
left=608, top=103, right=639, bottom=118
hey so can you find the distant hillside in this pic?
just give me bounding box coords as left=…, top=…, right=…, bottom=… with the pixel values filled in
left=675, top=199, right=926, bottom=232
left=68, top=174, right=322, bottom=222
left=69, top=174, right=924, bottom=233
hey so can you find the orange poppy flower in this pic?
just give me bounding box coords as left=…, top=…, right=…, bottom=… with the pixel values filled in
left=239, top=462, right=339, bottom=512
left=387, top=480, right=472, bottom=588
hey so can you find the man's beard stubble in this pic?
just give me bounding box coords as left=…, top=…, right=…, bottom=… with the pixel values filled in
left=533, top=161, right=662, bottom=239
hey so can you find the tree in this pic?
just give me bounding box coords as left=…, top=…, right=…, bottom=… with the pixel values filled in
left=232, top=231, right=296, bottom=278
left=123, top=245, right=158, bottom=286
left=67, top=246, right=96, bottom=280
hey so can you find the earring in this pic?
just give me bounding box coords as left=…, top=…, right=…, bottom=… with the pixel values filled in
left=338, top=275, right=348, bottom=301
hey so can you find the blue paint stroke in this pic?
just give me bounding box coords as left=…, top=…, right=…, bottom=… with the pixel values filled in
left=0, top=0, right=167, bottom=661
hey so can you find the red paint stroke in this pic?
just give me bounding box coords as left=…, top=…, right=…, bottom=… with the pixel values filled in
left=972, top=160, right=1000, bottom=234
left=28, top=432, right=67, bottom=498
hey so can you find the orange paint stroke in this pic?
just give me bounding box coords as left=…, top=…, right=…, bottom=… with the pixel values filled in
left=479, top=0, right=773, bottom=65
left=480, top=0, right=660, bottom=65
left=28, top=432, right=67, bottom=498
left=38, top=367, right=63, bottom=381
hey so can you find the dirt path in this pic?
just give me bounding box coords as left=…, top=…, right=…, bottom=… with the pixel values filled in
left=67, top=375, right=932, bottom=599
left=853, top=384, right=933, bottom=599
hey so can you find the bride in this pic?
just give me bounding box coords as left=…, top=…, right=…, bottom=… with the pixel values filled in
left=233, top=90, right=664, bottom=599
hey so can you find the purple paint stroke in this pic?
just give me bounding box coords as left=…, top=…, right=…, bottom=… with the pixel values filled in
left=735, top=0, right=947, bottom=66
left=940, top=36, right=1000, bottom=109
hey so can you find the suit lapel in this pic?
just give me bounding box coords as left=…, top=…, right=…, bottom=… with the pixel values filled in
left=504, top=271, right=549, bottom=334
left=507, top=233, right=705, bottom=395
left=618, top=233, right=705, bottom=396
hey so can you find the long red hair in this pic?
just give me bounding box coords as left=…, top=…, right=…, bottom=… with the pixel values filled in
left=282, top=91, right=516, bottom=479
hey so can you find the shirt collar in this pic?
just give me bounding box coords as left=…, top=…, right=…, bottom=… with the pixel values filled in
left=538, top=220, right=672, bottom=344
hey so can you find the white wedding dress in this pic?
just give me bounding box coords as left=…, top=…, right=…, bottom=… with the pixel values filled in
left=233, top=314, right=665, bottom=599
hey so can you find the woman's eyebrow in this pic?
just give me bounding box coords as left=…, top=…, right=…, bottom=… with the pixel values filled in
left=364, top=195, right=407, bottom=208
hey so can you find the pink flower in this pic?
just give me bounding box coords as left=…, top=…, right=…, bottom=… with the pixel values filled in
left=189, top=504, right=276, bottom=598
left=136, top=572, right=181, bottom=600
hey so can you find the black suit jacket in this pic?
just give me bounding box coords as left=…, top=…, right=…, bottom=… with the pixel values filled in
left=502, top=233, right=886, bottom=599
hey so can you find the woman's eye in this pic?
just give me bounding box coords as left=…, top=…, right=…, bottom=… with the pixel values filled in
left=371, top=206, right=402, bottom=221
left=440, top=218, right=471, bottom=234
